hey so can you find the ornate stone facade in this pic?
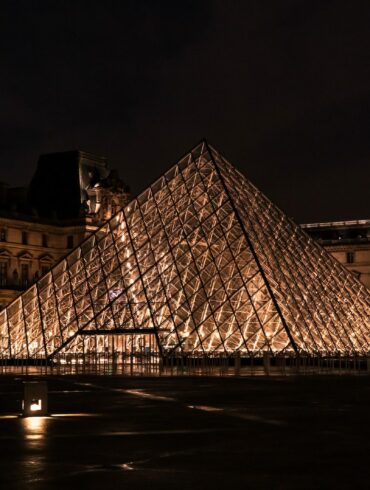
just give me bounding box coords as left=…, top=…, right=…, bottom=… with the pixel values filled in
left=0, top=218, right=91, bottom=308
left=0, top=151, right=130, bottom=309
left=302, top=220, right=370, bottom=289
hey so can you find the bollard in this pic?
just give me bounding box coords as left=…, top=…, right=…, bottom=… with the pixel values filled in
left=22, top=381, right=48, bottom=417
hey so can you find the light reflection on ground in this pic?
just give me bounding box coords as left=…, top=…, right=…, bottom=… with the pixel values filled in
left=20, top=416, right=50, bottom=483
left=21, top=415, right=49, bottom=434
left=0, top=376, right=368, bottom=489
left=187, top=405, right=224, bottom=412
left=122, top=389, right=176, bottom=402
left=52, top=413, right=102, bottom=417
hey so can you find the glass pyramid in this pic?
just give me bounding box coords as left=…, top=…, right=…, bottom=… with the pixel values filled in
left=1, top=141, right=369, bottom=360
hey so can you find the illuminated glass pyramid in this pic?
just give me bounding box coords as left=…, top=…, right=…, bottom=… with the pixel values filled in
left=1, top=140, right=370, bottom=360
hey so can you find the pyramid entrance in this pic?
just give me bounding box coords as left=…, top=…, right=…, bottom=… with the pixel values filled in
left=54, top=329, right=160, bottom=368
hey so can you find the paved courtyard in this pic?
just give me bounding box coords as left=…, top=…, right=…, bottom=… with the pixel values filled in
left=0, top=374, right=369, bottom=489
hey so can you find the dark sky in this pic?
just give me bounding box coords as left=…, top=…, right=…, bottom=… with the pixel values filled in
left=1, top=0, right=370, bottom=223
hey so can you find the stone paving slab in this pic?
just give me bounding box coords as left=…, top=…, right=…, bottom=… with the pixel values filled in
left=0, top=375, right=369, bottom=489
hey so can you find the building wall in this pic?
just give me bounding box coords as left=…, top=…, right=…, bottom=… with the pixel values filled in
left=0, top=150, right=130, bottom=310
left=329, top=246, right=370, bottom=289
left=302, top=220, right=370, bottom=290
left=0, top=217, right=96, bottom=309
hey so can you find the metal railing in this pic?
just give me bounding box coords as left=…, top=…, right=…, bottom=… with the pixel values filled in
left=1, top=353, right=370, bottom=376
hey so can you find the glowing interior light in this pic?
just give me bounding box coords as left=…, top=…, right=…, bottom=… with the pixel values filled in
left=0, top=141, right=369, bottom=362
left=30, top=399, right=42, bottom=412
left=109, top=288, right=122, bottom=300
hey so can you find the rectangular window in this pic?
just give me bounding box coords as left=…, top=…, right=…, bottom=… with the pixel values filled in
left=0, top=262, right=7, bottom=286
left=21, top=264, right=29, bottom=288
left=347, top=251, right=355, bottom=264
left=67, top=235, right=74, bottom=248
left=0, top=229, right=6, bottom=242
left=41, top=266, right=49, bottom=276
left=42, top=234, right=48, bottom=247
left=22, top=231, right=28, bottom=245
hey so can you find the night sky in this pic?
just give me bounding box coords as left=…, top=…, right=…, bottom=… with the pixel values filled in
left=2, top=0, right=370, bottom=223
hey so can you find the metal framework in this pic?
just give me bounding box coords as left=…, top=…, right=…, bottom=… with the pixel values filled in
left=1, top=140, right=370, bottom=361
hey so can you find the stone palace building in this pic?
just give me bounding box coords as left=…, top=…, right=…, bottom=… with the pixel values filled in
left=0, top=150, right=130, bottom=309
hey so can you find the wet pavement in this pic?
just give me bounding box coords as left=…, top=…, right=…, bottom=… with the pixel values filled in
left=0, top=374, right=370, bottom=489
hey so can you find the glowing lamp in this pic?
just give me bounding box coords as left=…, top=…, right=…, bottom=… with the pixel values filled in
left=30, top=399, right=42, bottom=411
left=22, top=381, right=48, bottom=417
